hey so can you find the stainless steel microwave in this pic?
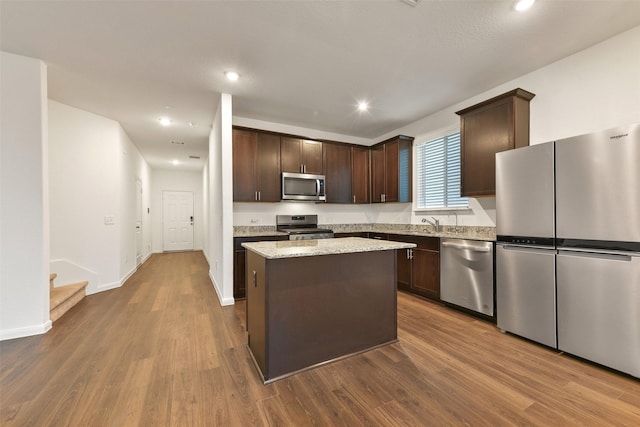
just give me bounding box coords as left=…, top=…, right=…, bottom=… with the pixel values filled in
left=282, top=172, right=326, bottom=201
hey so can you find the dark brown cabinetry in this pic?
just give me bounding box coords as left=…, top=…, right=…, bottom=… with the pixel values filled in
left=234, top=235, right=288, bottom=299
left=323, top=143, right=352, bottom=203
left=351, top=146, right=370, bottom=204
left=455, top=88, right=535, bottom=197
left=388, top=235, right=440, bottom=300
left=371, top=136, right=413, bottom=203
left=281, top=137, right=323, bottom=175
left=324, top=144, right=371, bottom=204
left=233, top=129, right=281, bottom=202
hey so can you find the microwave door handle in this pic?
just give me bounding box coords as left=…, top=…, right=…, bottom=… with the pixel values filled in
left=316, top=179, right=320, bottom=196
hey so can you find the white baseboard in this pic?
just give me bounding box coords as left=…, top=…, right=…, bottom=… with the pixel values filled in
left=209, top=270, right=234, bottom=306
left=0, top=320, right=52, bottom=341
left=91, top=280, right=122, bottom=295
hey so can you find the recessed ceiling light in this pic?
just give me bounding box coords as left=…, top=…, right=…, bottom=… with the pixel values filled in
left=159, top=117, right=171, bottom=126
left=357, top=101, right=369, bottom=112
left=515, top=0, right=535, bottom=12
left=225, top=71, right=239, bottom=81
left=188, top=122, right=197, bottom=127
left=171, top=159, right=180, bottom=166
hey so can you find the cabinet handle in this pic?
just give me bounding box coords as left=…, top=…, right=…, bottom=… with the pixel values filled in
left=353, top=195, right=356, bottom=203
left=258, top=191, right=261, bottom=201
left=253, top=270, right=257, bottom=288
left=406, top=249, right=410, bottom=259
left=255, top=191, right=258, bottom=201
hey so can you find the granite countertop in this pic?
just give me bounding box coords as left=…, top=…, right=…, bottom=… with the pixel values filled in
left=233, top=229, right=288, bottom=238
left=234, top=223, right=496, bottom=241
left=242, top=237, right=416, bottom=259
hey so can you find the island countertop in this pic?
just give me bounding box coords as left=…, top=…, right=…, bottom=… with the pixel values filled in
left=242, top=237, right=416, bottom=259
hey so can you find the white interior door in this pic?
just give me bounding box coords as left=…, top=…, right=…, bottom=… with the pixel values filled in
left=163, top=191, right=194, bottom=252
left=135, top=179, right=143, bottom=265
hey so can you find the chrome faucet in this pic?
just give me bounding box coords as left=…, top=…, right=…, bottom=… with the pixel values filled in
left=422, top=217, right=440, bottom=232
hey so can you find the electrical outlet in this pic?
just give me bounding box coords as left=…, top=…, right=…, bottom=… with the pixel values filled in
left=250, top=218, right=259, bottom=223
left=104, top=216, right=115, bottom=225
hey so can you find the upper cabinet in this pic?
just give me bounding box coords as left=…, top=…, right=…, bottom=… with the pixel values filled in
left=371, top=135, right=413, bottom=203
left=323, top=143, right=352, bottom=203
left=232, top=129, right=281, bottom=202
left=281, top=137, right=324, bottom=175
left=456, top=88, right=535, bottom=197
left=351, top=146, right=370, bottom=204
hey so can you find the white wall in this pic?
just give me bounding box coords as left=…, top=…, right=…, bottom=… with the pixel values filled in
left=49, top=100, right=152, bottom=294
left=202, top=159, right=210, bottom=261
left=119, top=126, right=152, bottom=280
left=150, top=169, right=204, bottom=253
left=233, top=26, right=640, bottom=229
left=0, top=51, right=50, bottom=340
left=49, top=101, right=119, bottom=293
left=233, top=117, right=375, bottom=146
left=207, top=94, right=234, bottom=306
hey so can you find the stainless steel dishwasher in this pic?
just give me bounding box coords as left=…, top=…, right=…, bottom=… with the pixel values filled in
left=440, top=239, right=495, bottom=317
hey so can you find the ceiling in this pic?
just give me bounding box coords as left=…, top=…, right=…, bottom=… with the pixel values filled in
left=2, top=1, right=640, bottom=171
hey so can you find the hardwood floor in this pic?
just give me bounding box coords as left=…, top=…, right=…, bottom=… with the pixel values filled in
left=1, top=251, right=638, bottom=426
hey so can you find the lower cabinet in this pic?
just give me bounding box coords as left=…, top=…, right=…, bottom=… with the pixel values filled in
left=388, top=234, right=440, bottom=300
left=234, top=235, right=288, bottom=299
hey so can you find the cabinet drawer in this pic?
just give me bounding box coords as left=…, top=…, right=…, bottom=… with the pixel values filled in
left=389, top=234, right=439, bottom=251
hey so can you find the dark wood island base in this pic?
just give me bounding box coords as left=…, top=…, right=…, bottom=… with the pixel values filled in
left=246, top=248, right=399, bottom=383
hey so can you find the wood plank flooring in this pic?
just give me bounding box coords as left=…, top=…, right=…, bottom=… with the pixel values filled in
left=1, top=251, right=638, bottom=426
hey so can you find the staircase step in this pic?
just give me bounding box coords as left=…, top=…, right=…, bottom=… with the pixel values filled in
left=50, top=281, right=88, bottom=322
left=50, top=273, right=57, bottom=290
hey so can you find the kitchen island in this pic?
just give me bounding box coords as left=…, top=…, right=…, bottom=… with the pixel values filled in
left=242, top=237, right=416, bottom=383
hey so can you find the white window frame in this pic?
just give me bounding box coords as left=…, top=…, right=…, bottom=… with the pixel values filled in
left=414, top=130, right=470, bottom=212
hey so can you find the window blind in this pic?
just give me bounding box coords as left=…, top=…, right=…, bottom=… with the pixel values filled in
left=416, top=132, right=468, bottom=209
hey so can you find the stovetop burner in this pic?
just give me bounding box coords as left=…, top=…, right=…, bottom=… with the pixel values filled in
left=276, top=214, right=334, bottom=240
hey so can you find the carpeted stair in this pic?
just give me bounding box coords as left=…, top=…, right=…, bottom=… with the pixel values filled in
left=50, top=273, right=89, bottom=322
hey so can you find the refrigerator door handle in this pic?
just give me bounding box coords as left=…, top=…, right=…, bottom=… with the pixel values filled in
left=500, top=244, right=556, bottom=254
left=558, top=249, right=634, bottom=262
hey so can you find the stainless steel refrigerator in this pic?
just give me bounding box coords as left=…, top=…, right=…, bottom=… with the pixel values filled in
left=496, top=123, right=640, bottom=378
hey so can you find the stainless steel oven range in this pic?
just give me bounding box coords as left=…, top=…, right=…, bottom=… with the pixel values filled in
left=276, top=215, right=334, bottom=240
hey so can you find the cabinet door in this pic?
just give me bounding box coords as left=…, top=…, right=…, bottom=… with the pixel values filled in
left=371, top=145, right=385, bottom=203
left=233, top=129, right=258, bottom=202
left=281, top=137, right=302, bottom=173
left=397, top=248, right=412, bottom=291
left=412, top=249, right=440, bottom=300
left=351, top=146, right=370, bottom=204
left=384, top=139, right=399, bottom=203
left=234, top=249, right=246, bottom=298
left=281, top=138, right=323, bottom=174
left=302, top=140, right=324, bottom=175
left=256, top=132, right=281, bottom=202
left=324, top=143, right=351, bottom=203
left=460, top=98, right=513, bottom=197
left=457, top=88, right=534, bottom=197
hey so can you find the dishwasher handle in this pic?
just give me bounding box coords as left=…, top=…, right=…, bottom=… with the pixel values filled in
left=442, top=241, right=491, bottom=252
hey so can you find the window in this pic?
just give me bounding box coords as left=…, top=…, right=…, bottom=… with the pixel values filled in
left=416, top=132, right=468, bottom=209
